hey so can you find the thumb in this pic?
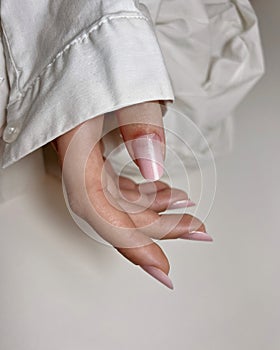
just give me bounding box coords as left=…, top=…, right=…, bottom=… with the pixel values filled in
left=116, top=101, right=165, bottom=181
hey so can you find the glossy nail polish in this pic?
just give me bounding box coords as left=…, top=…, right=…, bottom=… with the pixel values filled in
left=169, top=199, right=196, bottom=209
left=140, top=265, right=174, bottom=289
left=180, top=231, right=213, bottom=242
left=131, top=134, right=164, bottom=181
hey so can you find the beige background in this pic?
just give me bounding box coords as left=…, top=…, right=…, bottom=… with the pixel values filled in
left=0, top=1, right=279, bottom=349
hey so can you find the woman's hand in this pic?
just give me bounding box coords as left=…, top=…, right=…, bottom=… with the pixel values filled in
left=55, top=101, right=212, bottom=289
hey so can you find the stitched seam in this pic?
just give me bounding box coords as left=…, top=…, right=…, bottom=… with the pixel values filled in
left=8, top=14, right=149, bottom=108
left=1, top=24, right=23, bottom=96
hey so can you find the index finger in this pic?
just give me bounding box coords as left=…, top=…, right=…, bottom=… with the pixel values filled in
left=116, top=101, right=165, bottom=181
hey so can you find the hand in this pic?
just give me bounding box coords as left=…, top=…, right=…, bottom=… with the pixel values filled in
left=55, top=101, right=212, bottom=289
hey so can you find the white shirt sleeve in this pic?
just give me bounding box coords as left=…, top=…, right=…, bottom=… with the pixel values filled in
left=0, top=0, right=174, bottom=168
left=0, top=34, right=8, bottom=135
left=0, top=0, right=265, bottom=169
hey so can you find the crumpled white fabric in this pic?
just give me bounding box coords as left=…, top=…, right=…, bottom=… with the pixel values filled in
left=155, top=0, right=264, bottom=162
left=112, top=0, right=264, bottom=175
left=111, top=0, right=264, bottom=173
left=106, top=0, right=264, bottom=176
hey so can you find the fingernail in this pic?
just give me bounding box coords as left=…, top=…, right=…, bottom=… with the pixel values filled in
left=131, top=134, right=164, bottom=181
left=180, top=231, right=213, bottom=242
left=169, top=199, right=196, bottom=209
left=140, top=265, right=174, bottom=290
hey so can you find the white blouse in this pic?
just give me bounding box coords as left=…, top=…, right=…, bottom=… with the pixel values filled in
left=0, top=0, right=264, bottom=171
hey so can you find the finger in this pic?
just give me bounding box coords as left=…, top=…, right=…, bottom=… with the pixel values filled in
left=126, top=208, right=213, bottom=242
left=106, top=165, right=193, bottom=213
left=118, top=178, right=170, bottom=193
left=118, top=177, right=194, bottom=212
left=89, top=187, right=173, bottom=289
left=60, top=120, right=174, bottom=289
left=145, top=188, right=195, bottom=212
left=116, top=101, right=165, bottom=181
left=117, top=244, right=173, bottom=290
left=137, top=180, right=170, bottom=194
left=157, top=214, right=213, bottom=242
left=118, top=176, right=137, bottom=191
left=85, top=167, right=174, bottom=290
left=120, top=187, right=195, bottom=213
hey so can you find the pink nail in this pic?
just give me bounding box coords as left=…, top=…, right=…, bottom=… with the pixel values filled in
left=131, top=134, right=164, bottom=181
left=181, top=231, right=213, bottom=242
left=169, top=199, right=196, bottom=209
left=140, top=265, right=174, bottom=290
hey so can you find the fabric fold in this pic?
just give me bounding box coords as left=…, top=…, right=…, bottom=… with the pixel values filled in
left=1, top=12, right=174, bottom=167
left=150, top=0, right=264, bottom=161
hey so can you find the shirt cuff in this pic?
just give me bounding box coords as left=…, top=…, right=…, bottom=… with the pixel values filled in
left=1, top=13, right=174, bottom=168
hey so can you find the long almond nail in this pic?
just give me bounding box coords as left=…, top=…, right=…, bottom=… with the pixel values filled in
left=131, top=134, right=164, bottom=181
left=181, top=231, right=213, bottom=242
left=140, top=265, right=174, bottom=289
left=169, top=199, right=196, bottom=209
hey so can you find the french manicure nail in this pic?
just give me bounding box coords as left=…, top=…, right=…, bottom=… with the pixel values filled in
left=180, top=231, right=213, bottom=242
left=131, top=134, right=164, bottom=181
left=169, top=199, right=196, bottom=209
left=140, top=265, right=174, bottom=289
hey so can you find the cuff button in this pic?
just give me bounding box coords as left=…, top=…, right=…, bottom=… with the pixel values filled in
left=3, top=123, right=21, bottom=143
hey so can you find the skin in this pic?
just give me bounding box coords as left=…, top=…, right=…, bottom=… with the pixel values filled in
left=55, top=101, right=208, bottom=285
